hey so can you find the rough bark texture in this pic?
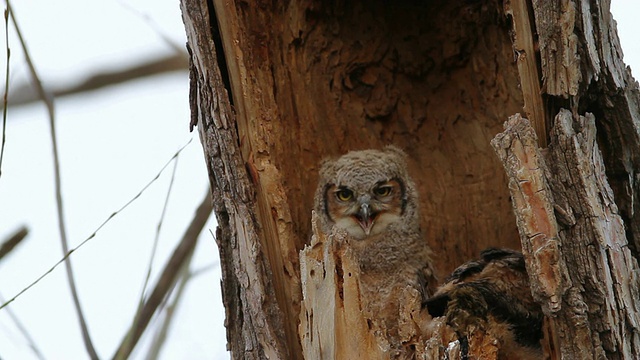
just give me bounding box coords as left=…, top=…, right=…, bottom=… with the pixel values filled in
left=182, top=1, right=290, bottom=358
left=493, top=113, right=640, bottom=358
left=499, top=0, right=640, bottom=357
left=546, top=110, right=640, bottom=358
left=529, top=0, right=640, bottom=261
left=180, top=0, right=640, bottom=358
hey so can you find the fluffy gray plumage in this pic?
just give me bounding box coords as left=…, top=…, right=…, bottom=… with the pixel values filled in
left=314, top=146, right=436, bottom=353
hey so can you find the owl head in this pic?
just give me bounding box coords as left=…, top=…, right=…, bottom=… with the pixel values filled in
left=314, top=145, right=420, bottom=239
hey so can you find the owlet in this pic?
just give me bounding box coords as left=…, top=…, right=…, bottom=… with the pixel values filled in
left=314, top=145, right=436, bottom=351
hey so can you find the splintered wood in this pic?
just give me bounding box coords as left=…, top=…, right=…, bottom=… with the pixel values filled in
left=492, top=112, right=640, bottom=359
left=491, top=114, right=564, bottom=314
left=300, top=212, right=475, bottom=360
left=504, top=0, right=547, bottom=147
left=299, top=212, right=385, bottom=359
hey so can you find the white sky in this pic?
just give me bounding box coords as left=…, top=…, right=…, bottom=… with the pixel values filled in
left=0, top=1, right=226, bottom=359
left=0, top=1, right=638, bottom=359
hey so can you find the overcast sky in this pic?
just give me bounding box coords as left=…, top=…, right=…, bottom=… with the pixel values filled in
left=0, top=1, right=638, bottom=360
left=0, top=1, right=226, bottom=359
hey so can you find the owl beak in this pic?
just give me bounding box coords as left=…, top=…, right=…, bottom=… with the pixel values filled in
left=357, top=203, right=375, bottom=235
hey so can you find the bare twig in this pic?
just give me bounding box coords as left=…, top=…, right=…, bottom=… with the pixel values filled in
left=0, top=139, right=192, bottom=311
left=144, top=240, right=197, bottom=360
left=0, top=292, right=46, bottom=360
left=144, top=237, right=219, bottom=359
left=7, top=3, right=98, bottom=358
left=122, top=154, right=180, bottom=356
left=0, top=5, right=9, bottom=178
left=0, top=225, right=27, bottom=261
left=7, top=53, right=188, bottom=107
left=140, top=155, right=179, bottom=303
left=112, top=191, right=213, bottom=360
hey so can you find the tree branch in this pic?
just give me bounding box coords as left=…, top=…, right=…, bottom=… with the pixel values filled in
left=7, top=52, right=188, bottom=107
left=8, top=2, right=98, bottom=358
left=112, top=191, right=213, bottom=360
left=0, top=225, right=27, bottom=261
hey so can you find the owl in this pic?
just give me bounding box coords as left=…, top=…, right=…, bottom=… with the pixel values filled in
left=425, top=248, right=544, bottom=360
left=314, top=146, right=436, bottom=353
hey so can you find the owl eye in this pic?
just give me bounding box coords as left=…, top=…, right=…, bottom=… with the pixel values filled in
left=373, top=186, right=392, bottom=197
left=336, top=188, right=354, bottom=201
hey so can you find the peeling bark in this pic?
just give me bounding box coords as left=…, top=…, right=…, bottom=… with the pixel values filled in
left=182, top=1, right=290, bottom=358
left=493, top=113, right=640, bottom=359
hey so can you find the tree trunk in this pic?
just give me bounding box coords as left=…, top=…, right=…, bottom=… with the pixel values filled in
left=180, top=0, right=640, bottom=359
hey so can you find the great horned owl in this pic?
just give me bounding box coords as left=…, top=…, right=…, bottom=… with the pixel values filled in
left=314, top=146, right=436, bottom=351
left=425, top=248, right=544, bottom=360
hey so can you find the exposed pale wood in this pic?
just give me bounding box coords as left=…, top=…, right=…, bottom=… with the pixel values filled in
left=491, top=114, right=566, bottom=359
left=299, top=212, right=386, bottom=359
left=492, top=112, right=640, bottom=359
left=299, top=212, right=460, bottom=360
left=504, top=0, right=547, bottom=147
left=491, top=114, right=565, bottom=315
left=181, top=1, right=290, bottom=358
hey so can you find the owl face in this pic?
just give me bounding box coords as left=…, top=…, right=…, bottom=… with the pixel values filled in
left=315, top=146, right=418, bottom=240
left=324, top=179, right=406, bottom=239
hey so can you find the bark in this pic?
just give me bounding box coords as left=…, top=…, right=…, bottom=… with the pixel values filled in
left=493, top=113, right=640, bottom=358
left=180, top=0, right=640, bottom=358
left=501, top=0, right=640, bottom=356
left=523, top=0, right=640, bottom=260
left=182, top=1, right=291, bottom=358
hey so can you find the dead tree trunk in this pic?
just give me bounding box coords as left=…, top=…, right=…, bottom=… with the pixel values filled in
left=180, top=0, right=640, bottom=358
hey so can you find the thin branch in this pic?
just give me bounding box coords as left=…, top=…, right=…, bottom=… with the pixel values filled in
left=0, top=5, right=9, bottom=178
left=7, top=3, right=98, bottom=358
left=144, top=235, right=219, bottom=359
left=0, top=225, right=27, bottom=261
left=145, top=238, right=198, bottom=360
left=0, top=139, right=193, bottom=311
left=7, top=53, right=188, bottom=107
left=0, top=292, right=46, bottom=360
left=141, top=155, right=179, bottom=303
left=112, top=190, right=213, bottom=360
left=122, top=154, right=180, bottom=356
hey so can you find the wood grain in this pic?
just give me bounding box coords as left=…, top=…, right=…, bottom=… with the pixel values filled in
left=493, top=112, right=640, bottom=358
